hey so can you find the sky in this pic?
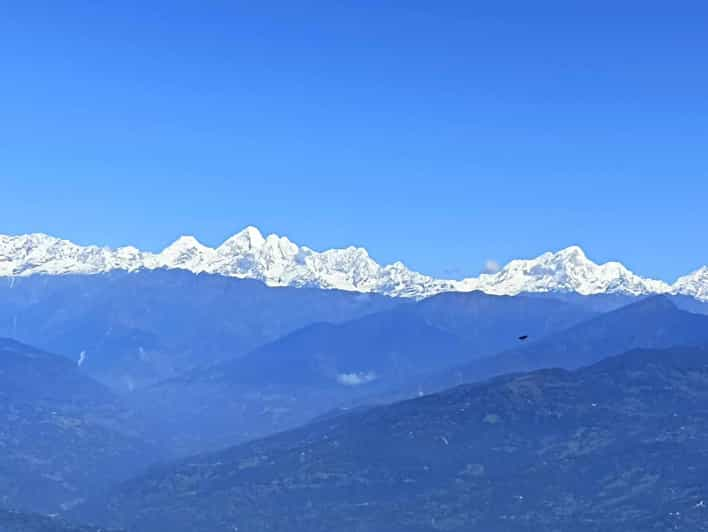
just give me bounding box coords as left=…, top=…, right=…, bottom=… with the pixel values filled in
left=1, top=2, right=707, bottom=281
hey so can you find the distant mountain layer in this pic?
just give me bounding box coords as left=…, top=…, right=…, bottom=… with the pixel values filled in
left=79, top=346, right=708, bottom=532
left=1, top=228, right=706, bottom=300
left=136, top=291, right=594, bottom=453
left=0, top=338, right=158, bottom=514
left=424, top=294, right=708, bottom=393
left=0, top=270, right=395, bottom=388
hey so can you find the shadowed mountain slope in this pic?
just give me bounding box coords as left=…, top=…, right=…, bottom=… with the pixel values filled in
left=423, top=295, right=708, bottom=393
left=138, top=292, right=593, bottom=453
left=80, top=346, right=708, bottom=532
left=0, top=270, right=395, bottom=389
left=0, top=338, right=158, bottom=514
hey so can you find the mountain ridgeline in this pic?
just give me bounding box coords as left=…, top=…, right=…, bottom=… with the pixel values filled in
left=422, top=295, right=708, bottom=394
left=1, top=229, right=707, bottom=300
left=135, top=293, right=708, bottom=454
left=0, top=270, right=395, bottom=388
left=78, top=347, right=708, bottom=532
left=134, top=291, right=596, bottom=452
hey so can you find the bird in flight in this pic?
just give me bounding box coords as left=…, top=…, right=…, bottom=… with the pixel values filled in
left=518, top=335, right=529, bottom=341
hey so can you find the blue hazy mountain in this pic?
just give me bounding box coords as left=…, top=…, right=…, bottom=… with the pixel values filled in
left=138, top=292, right=594, bottom=453
left=0, top=338, right=158, bottom=514
left=409, top=290, right=597, bottom=349
left=0, top=269, right=704, bottom=395
left=78, top=346, right=708, bottom=532
left=423, top=295, right=708, bottom=392
left=0, top=270, right=395, bottom=389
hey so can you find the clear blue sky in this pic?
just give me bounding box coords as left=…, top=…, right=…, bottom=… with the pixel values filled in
left=1, top=2, right=707, bottom=281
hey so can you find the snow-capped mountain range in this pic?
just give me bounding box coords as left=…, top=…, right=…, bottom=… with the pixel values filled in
left=0, top=227, right=705, bottom=300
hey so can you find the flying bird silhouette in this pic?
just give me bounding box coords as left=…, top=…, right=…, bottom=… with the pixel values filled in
left=518, top=335, right=529, bottom=341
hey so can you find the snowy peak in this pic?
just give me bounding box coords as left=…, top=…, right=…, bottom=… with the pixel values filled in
left=154, top=236, right=214, bottom=271
left=0, top=233, right=146, bottom=276
left=165, top=235, right=207, bottom=251
left=472, top=245, right=672, bottom=297
left=673, top=266, right=708, bottom=301
left=0, top=229, right=705, bottom=301
left=552, top=245, right=587, bottom=261
left=218, top=226, right=266, bottom=252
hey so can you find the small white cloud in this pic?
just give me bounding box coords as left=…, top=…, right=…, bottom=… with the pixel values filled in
left=336, top=371, right=378, bottom=386
left=483, top=259, right=501, bottom=274
left=77, top=350, right=87, bottom=367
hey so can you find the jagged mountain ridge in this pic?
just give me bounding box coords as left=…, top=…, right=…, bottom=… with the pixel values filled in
left=0, top=228, right=704, bottom=300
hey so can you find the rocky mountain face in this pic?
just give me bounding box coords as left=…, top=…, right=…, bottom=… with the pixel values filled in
left=1, top=228, right=705, bottom=300
left=77, top=346, right=708, bottom=532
